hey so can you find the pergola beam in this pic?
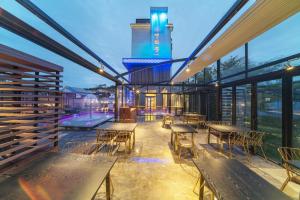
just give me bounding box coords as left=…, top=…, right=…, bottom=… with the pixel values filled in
left=170, top=0, right=248, bottom=82
left=0, top=7, right=121, bottom=83
left=16, top=0, right=129, bottom=83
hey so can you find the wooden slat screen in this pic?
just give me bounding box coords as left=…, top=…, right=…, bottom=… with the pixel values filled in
left=0, top=44, right=63, bottom=166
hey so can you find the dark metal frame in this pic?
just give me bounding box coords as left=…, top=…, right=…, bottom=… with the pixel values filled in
left=16, top=0, right=129, bottom=83
left=0, top=7, right=120, bottom=83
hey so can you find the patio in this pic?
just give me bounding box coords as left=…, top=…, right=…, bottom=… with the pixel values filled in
left=2, top=118, right=298, bottom=200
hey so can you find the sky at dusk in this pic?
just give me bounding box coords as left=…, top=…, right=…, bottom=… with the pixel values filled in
left=5, top=0, right=294, bottom=88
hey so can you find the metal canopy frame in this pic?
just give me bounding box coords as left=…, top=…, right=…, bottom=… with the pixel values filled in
left=0, top=7, right=121, bottom=83
left=170, top=0, right=248, bottom=82
left=16, top=0, right=129, bottom=83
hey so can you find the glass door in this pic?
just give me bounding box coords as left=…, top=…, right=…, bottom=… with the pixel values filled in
left=293, top=76, right=300, bottom=147
left=236, top=84, right=251, bottom=128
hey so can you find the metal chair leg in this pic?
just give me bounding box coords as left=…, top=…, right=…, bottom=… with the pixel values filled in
left=193, top=175, right=200, bottom=194
left=260, top=145, right=267, bottom=160
left=280, top=177, right=290, bottom=191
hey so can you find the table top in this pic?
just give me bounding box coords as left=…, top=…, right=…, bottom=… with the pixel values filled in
left=287, top=160, right=300, bottom=169
left=192, top=157, right=290, bottom=200
left=170, top=124, right=197, bottom=133
left=96, top=122, right=137, bottom=132
left=0, top=152, right=117, bottom=200
left=208, top=124, right=248, bottom=133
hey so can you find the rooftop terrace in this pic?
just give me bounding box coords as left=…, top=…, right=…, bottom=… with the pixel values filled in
left=1, top=0, right=300, bottom=199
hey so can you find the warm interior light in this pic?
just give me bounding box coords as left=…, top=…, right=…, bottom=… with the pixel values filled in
left=99, top=63, right=104, bottom=73
left=171, top=81, right=174, bottom=85
left=286, top=64, right=295, bottom=71
left=215, top=82, right=219, bottom=87
left=136, top=90, right=140, bottom=94
left=132, top=87, right=135, bottom=91
left=186, top=67, right=190, bottom=72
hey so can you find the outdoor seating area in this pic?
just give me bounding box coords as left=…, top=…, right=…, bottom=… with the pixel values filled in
left=1, top=0, right=300, bottom=200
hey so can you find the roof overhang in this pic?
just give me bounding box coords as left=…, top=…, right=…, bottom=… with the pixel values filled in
left=174, top=0, right=300, bottom=83
left=122, top=58, right=171, bottom=70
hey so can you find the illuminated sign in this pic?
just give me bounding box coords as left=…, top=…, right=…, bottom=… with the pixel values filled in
left=150, top=7, right=170, bottom=58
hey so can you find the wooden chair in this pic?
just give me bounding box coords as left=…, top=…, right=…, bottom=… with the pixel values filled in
left=162, top=115, right=174, bottom=128
left=278, top=147, right=300, bottom=191
left=246, top=131, right=267, bottom=160
left=176, top=133, right=195, bottom=159
left=232, top=132, right=249, bottom=159
left=198, top=115, right=207, bottom=128
left=114, top=131, right=131, bottom=153
left=96, top=130, right=116, bottom=155
left=186, top=116, right=201, bottom=129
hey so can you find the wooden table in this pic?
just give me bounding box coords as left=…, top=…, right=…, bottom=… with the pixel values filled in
left=192, top=157, right=291, bottom=200
left=96, top=122, right=137, bottom=148
left=170, top=124, right=197, bottom=152
left=207, top=124, right=248, bottom=153
left=0, top=152, right=117, bottom=200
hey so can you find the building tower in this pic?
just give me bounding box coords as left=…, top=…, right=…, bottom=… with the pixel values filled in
left=123, top=7, right=173, bottom=84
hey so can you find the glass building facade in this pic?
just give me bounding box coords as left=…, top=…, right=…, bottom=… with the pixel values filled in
left=186, top=12, right=300, bottom=162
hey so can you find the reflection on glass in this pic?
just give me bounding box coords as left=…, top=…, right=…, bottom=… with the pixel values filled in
left=221, top=45, right=245, bottom=78
left=208, top=92, right=217, bottom=120
left=248, top=13, right=300, bottom=73
left=257, top=79, right=282, bottom=161
left=236, top=84, right=251, bottom=127
left=222, top=87, right=232, bottom=122
left=293, top=76, right=300, bottom=147
left=204, top=63, right=217, bottom=83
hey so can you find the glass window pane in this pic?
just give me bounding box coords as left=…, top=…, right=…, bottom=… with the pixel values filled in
left=205, top=63, right=217, bottom=83
left=222, top=87, right=232, bottom=122
left=248, top=13, right=300, bottom=71
left=257, top=79, right=282, bottom=161
left=208, top=92, right=217, bottom=120
left=236, top=84, right=251, bottom=128
left=293, top=76, right=300, bottom=147
left=221, top=45, right=245, bottom=78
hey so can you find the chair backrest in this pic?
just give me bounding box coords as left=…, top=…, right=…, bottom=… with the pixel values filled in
left=164, top=115, right=174, bottom=121
left=278, top=147, right=300, bottom=162
left=247, top=131, right=265, bottom=145
left=97, top=130, right=116, bottom=140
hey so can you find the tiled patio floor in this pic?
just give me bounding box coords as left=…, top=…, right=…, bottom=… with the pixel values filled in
left=58, top=119, right=300, bottom=200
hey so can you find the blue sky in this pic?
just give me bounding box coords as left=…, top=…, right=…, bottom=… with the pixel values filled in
left=4, top=0, right=298, bottom=88
left=0, top=0, right=238, bottom=87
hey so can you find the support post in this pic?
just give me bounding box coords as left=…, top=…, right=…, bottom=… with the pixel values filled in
left=232, top=85, right=236, bottom=125
left=114, top=83, right=119, bottom=121
left=282, top=72, right=293, bottom=147
left=216, top=86, right=222, bottom=121
left=251, top=83, right=257, bottom=130
left=121, top=84, right=124, bottom=107
left=54, top=71, right=59, bottom=146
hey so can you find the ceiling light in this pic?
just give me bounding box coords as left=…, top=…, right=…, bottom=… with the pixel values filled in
left=186, top=67, right=190, bottom=72
left=99, top=63, right=104, bottom=73
left=285, top=62, right=294, bottom=71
